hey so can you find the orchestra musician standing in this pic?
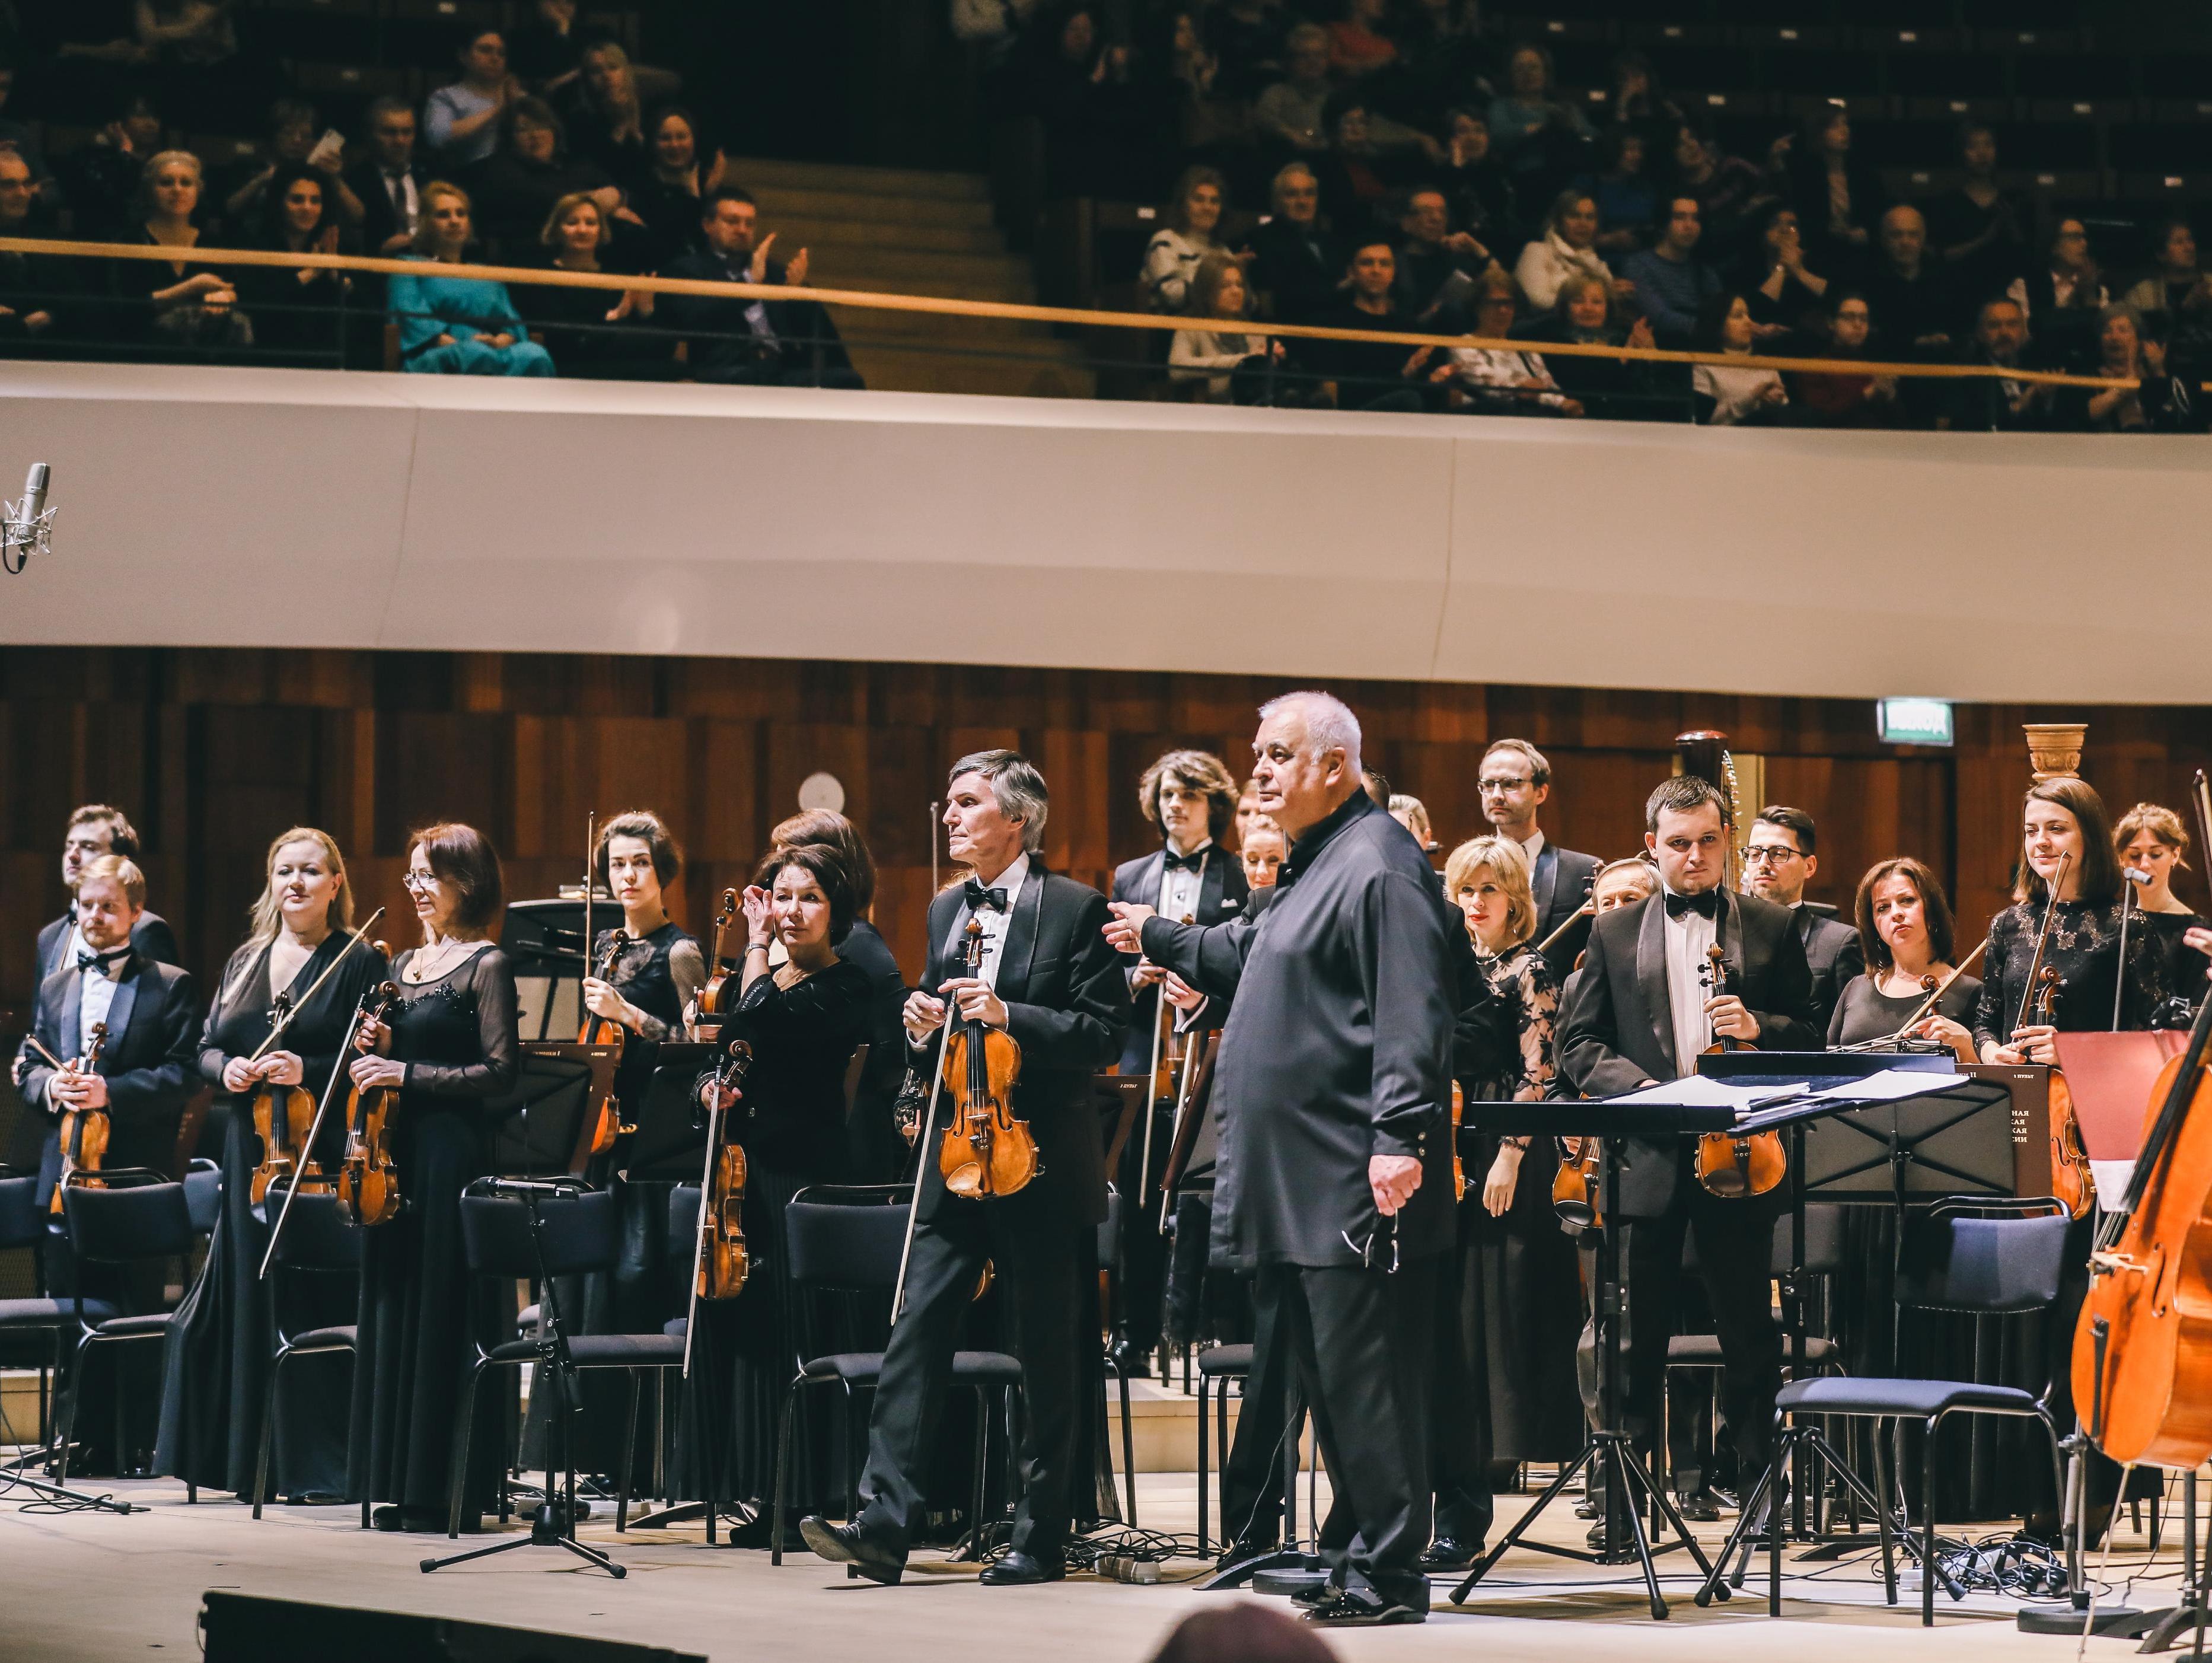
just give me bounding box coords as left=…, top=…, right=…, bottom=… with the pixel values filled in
left=1478, top=741, right=1601, bottom=980
left=155, top=828, right=388, bottom=1502
left=801, top=751, right=1130, bottom=1587
left=1109, top=750, right=1248, bottom=1378
left=2114, top=801, right=2212, bottom=990
left=1111, top=693, right=1480, bottom=1626
left=1741, top=806, right=1864, bottom=1035
left=34, top=805, right=180, bottom=985
left=346, top=823, right=519, bottom=1533
left=1827, top=858, right=1980, bottom=1059
left=1556, top=776, right=1815, bottom=1541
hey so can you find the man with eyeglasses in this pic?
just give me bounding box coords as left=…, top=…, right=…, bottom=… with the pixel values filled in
left=1477, top=740, right=1600, bottom=980
left=1740, top=805, right=1863, bottom=1036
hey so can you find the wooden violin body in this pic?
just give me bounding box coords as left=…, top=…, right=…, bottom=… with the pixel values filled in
left=1693, top=942, right=1784, bottom=1199
left=579, top=931, right=628, bottom=1157
left=335, top=982, right=404, bottom=1228
left=50, top=1022, right=111, bottom=1215
left=695, top=1040, right=754, bottom=1303
left=937, top=917, right=1039, bottom=1200
left=1552, top=1135, right=1602, bottom=1228
left=2074, top=1002, right=2212, bottom=1468
left=249, top=996, right=330, bottom=1204
left=2031, top=969, right=2095, bottom=1220
left=696, top=888, right=740, bottom=1025
left=1450, top=1081, right=1467, bottom=1204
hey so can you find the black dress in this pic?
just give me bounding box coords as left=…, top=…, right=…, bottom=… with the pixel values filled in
left=347, top=945, right=519, bottom=1525
left=1972, top=896, right=2180, bottom=1055
left=713, top=955, right=870, bottom=1516
left=155, top=931, right=389, bottom=1499
left=515, top=251, right=673, bottom=378
left=1827, top=970, right=1982, bottom=1047
left=2138, top=911, right=2210, bottom=1021
left=231, top=240, right=352, bottom=362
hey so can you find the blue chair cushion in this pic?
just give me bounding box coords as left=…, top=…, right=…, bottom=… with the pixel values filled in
left=1197, top=1343, right=1253, bottom=1377
left=0, top=1296, right=117, bottom=1326
left=1780, top=1375, right=2042, bottom=1419
left=517, top=1302, right=541, bottom=1333
left=801, top=1349, right=1020, bottom=1385
left=485, top=1333, right=684, bottom=1367
left=663, top=1317, right=688, bottom=1340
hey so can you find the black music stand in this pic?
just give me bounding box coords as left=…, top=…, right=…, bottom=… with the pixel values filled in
left=490, top=1046, right=611, bottom=1178
left=1449, top=1092, right=1735, bottom=1621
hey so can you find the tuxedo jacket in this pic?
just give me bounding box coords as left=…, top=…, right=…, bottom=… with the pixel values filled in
left=1555, top=887, right=1814, bottom=1217
left=1110, top=845, right=1248, bottom=1072
left=1796, top=904, right=1866, bottom=1038
left=1531, top=841, right=1602, bottom=980
left=913, top=864, right=1131, bottom=1228
left=36, top=907, right=181, bottom=992
left=17, top=951, right=200, bottom=1206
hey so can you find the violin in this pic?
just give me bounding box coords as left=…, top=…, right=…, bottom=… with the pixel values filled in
left=938, top=917, right=1038, bottom=1199
left=688, top=1040, right=755, bottom=1341
left=579, top=928, right=628, bottom=1157
left=1451, top=1081, right=1467, bottom=1203
left=694, top=888, right=740, bottom=1026
left=248, top=993, right=326, bottom=1205
left=1552, top=1134, right=1602, bottom=1228
left=2031, top=967, right=2095, bottom=1220
left=1693, top=942, right=1786, bottom=1199
left=49, top=1022, right=111, bottom=1215
left=334, top=981, right=405, bottom=1227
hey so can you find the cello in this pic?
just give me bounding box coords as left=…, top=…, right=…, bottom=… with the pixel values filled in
left=333, top=981, right=405, bottom=1226
left=1693, top=942, right=1786, bottom=1198
left=938, top=916, right=1038, bottom=1199
left=47, top=1022, right=111, bottom=1215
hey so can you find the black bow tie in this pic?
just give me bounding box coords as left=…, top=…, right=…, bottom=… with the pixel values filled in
left=76, top=947, right=129, bottom=974
left=1162, top=849, right=1206, bottom=874
left=1663, top=890, right=1719, bottom=920
left=962, top=878, right=1008, bottom=914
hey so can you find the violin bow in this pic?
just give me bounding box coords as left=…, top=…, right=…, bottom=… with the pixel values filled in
left=240, top=907, right=386, bottom=1068
left=2015, top=850, right=2073, bottom=1036
left=890, top=1017, right=957, bottom=1322
left=1866, top=938, right=1990, bottom=1049
left=1537, top=900, right=1596, bottom=956
left=682, top=1066, right=724, bottom=1378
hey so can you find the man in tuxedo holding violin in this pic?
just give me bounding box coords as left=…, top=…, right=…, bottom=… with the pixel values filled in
left=34, top=804, right=180, bottom=987
left=1556, top=775, right=1815, bottom=1534
left=801, top=750, right=1130, bottom=1588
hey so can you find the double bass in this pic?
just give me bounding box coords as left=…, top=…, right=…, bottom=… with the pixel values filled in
left=1693, top=943, right=1785, bottom=1198
left=938, top=917, right=1038, bottom=1199
left=334, top=981, right=405, bottom=1227
left=48, top=1022, right=111, bottom=1215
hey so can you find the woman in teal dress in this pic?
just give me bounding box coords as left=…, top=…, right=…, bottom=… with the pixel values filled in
left=388, top=180, right=554, bottom=377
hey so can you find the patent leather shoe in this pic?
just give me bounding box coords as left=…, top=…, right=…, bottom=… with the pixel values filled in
left=978, top=1550, right=1065, bottom=1585
left=798, top=1515, right=904, bottom=1585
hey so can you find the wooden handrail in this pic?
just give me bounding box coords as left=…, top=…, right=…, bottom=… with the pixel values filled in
left=0, top=234, right=2162, bottom=391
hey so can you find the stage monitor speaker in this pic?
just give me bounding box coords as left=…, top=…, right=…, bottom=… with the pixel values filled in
left=199, top=1591, right=706, bottom=1662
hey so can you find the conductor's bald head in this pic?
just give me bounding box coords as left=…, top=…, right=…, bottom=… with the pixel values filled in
left=1251, top=691, right=1363, bottom=842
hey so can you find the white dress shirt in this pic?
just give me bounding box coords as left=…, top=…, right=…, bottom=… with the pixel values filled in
left=1659, top=887, right=1719, bottom=1078
left=965, top=853, right=1030, bottom=991
left=1518, top=828, right=1547, bottom=866
left=80, top=957, right=122, bottom=1054
left=1156, top=842, right=1212, bottom=924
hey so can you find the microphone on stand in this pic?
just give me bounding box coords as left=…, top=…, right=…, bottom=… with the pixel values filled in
left=2115, top=868, right=2150, bottom=1028
left=2, top=461, right=54, bottom=575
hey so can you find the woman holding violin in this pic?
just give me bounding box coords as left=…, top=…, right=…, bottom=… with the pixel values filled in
left=1827, top=857, right=1981, bottom=1062
left=1426, top=836, right=1581, bottom=1569
left=156, top=827, right=387, bottom=1503
left=695, top=842, right=872, bottom=1541
left=347, top=823, right=519, bottom=1533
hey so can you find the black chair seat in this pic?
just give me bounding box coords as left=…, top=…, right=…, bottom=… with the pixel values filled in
left=663, top=1317, right=687, bottom=1340
left=91, top=1312, right=174, bottom=1339
left=1780, top=1375, right=2040, bottom=1419
left=1672, top=1333, right=1837, bottom=1366
left=0, top=1296, right=116, bottom=1326
left=801, top=1348, right=1021, bottom=1385
left=485, top=1332, right=685, bottom=1368
left=1197, top=1343, right=1253, bottom=1377
left=288, top=1324, right=358, bottom=1353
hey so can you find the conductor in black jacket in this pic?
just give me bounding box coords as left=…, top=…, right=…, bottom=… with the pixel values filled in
left=1109, top=692, right=1468, bottom=1626
left=1556, top=776, right=1815, bottom=1517
left=802, top=751, right=1130, bottom=1588
left=1741, top=805, right=1864, bottom=1036
left=34, top=805, right=181, bottom=987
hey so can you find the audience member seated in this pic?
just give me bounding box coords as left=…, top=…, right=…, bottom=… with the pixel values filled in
left=1670, top=122, right=1777, bottom=263
left=116, top=149, right=250, bottom=353
left=467, top=97, right=620, bottom=257
left=1691, top=292, right=1786, bottom=426
left=1436, top=109, right=1516, bottom=255
left=1513, top=189, right=1624, bottom=314
left=659, top=187, right=863, bottom=389
left=1168, top=250, right=1287, bottom=403
left=1432, top=267, right=1578, bottom=417
left=1741, top=205, right=1829, bottom=338
left=568, top=40, right=650, bottom=187
left=1392, top=185, right=1490, bottom=330
left=1525, top=270, right=1656, bottom=421
left=1487, top=42, right=1590, bottom=203
left=221, top=98, right=364, bottom=238
left=1240, top=161, right=1341, bottom=324
left=1582, top=130, right=1658, bottom=259
left=1926, top=122, right=2026, bottom=311
left=56, top=90, right=167, bottom=244
left=2119, top=218, right=2212, bottom=378
left=1140, top=165, right=1226, bottom=313
left=1621, top=196, right=1719, bottom=349
left=0, top=149, right=74, bottom=353
left=232, top=164, right=351, bottom=362
left=1936, top=297, right=2058, bottom=434
left=1781, top=107, right=1882, bottom=276
left=509, top=0, right=588, bottom=97
left=628, top=106, right=724, bottom=270
left=1308, top=237, right=1427, bottom=412
left=0, top=56, right=56, bottom=204
left=1787, top=291, right=1898, bottom=429
left=350, top=97, right=428, bottom=259
left=387, top=180, right=554, bottom=376
left=1325, top=0, right=1397, bottom=84
left=1252, top=24, right=1337, bottom=163
left=1599, top=50, right=1686, bottom=166
left=521, top=191, right=664, bottom=378
left=426, top=28, right=520, bottom=170
left=1313, top=95, right=1422, bottom=240
left=1865, top=204, right=1964, bottom=361
left=2060, top=304, right=2198, bottom=434
left=2009, top=218, right=2106, bottom=374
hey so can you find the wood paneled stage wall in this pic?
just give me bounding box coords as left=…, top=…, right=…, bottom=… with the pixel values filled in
left=4, top=647, right=2210, bottom=1014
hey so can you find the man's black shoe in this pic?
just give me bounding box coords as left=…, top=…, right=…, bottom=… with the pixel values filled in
left=1417, top=1535, right=1483, bottom=1572
left=1675, top=1492, right=1722, bottom=1522
left=1109, top=1340, right=1153, bottom=1381
left=1302, top=1589, right=1427, bottom=1626
left=798, top=1516, right=903, bottom=1585
left=978, top=1550, right=1065, bottom=1585
left=1290, top=1579, right=1338, bottom=1608
left=1213, top=1537, right=1282, bottom=1572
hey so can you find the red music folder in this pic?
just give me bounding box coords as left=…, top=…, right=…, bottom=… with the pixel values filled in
left=2052, top=1032, right=2189, bottom=1162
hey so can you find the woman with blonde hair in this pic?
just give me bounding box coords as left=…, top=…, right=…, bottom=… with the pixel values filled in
left=388, top=180, right=554, bottom=375
left=1426, top=834, right=1580, bottom=1568
left=2115, top=800, right=2210, bottom=988
left=117, top=148, right=252, bottom=349
left=156, top=827, right=389, bottom=1503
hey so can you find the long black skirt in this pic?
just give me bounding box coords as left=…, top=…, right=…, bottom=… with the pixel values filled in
left=1463, top=1135, right=1585, bottom=1462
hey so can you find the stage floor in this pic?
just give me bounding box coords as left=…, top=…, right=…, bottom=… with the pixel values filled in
left=0, top=1466, right=2182, bottom=1662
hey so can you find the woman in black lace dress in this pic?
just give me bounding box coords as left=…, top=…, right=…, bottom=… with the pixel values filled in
left=697, top=842, right=871, bottom=1543
left=157, top=828, right=387, bottom=1501
left=2115, top=801, right=2211, bottom=1014
left=346, top=823, right=519, bottom=1532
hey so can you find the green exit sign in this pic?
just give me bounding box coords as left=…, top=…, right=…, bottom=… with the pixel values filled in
left=1877, top=698, right=1954, bottom=747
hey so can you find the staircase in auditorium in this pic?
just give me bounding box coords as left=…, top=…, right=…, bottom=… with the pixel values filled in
left=734, top=158, right=1093, bottom=400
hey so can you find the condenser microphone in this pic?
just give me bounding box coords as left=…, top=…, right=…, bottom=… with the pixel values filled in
left=2124, top=867, right=2153, bottom=885
left=2, top=461, right=53, bottom=574
left=19, top=462, right=47, bottom=522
